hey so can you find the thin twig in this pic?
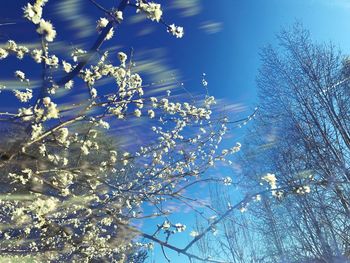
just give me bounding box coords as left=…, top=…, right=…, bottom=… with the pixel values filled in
left=56, top=0, right=129, bottom=87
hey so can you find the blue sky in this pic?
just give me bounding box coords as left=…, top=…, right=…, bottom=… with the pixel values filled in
left=1, top=0, right=350, bottom=262
left=2, top=0, right=350, bottom=114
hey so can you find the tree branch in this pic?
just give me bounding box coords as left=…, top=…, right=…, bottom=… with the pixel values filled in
left=56, top=0, right=129, bottom=87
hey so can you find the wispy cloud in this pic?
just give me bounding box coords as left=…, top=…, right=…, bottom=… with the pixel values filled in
left=54, top=0, right=94, bottom=39
left=134, top=48, right=181, bottom=84
left=170, top=0, right=202, bottom=17
left=199, top=21, right=223, bottom=34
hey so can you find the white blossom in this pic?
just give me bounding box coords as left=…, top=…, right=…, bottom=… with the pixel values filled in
left=161, top=221, right=171, bottom=230
left=90, top=88, right=97, bottom=98
left=45, top=101, right=59, bottom=119
left=65, top=80, right=74, bottom=89
left=148, top=109, right=155, bottom=118
left=31, top=123, right=43, bottom=140
left=15, top=70, right=27, bottom=82
left=31, top=49, right=43, bottom=63
left=62, top=60, right=72, bottom=73
left=23, top=3, right=42, bottom=24
left=118, top=52, right=127, bottom=67
left=39, top=144, right=46, bottom=156
left=175, top=223, right=186, bottom=232
left=42, top=96, right=51, bottom=106
left=13, top=88, right=32, bottom=102
left=137, top=1, right=163, bottom=22
left=18, top=107, right=33, bottom=121
left=261, top=173, right=277, bottom=190
left=96, top=17, right=114, bottom=40
left=37, top=19, right=56, bottom=42
left=0, top=48, right=9, bottom=59
left=115, top=11, right=123, bottom=22
left=168, top=24, right=184, bottom=38
left=134, top=109, right=142, bottom=117
left=296, top=185, right=311, bottom=195
left=190, top=231, right=199, bottom=237
left=98, top=119, right=110, bottom=129
left=239, top=207, right=247, bottom=213
left=57, top=128, right=69, bottom=144
left=223, top=176, right=232, bottom=186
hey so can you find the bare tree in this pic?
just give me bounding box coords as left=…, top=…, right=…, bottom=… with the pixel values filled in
left=197, top=24, right=350, bottom=263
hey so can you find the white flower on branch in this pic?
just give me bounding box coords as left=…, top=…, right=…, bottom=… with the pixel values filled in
left=96, top=17, right=108, bottom=30
left=42, top=96, right=51, bottom=106
left=62, top=60, right=72, bottom=73
left=0, top=48, right=9, bottom=59
left=231, top=142, right=242, bottom=153
left=175, top=223, right=186, bottom=232
left=3, top=41, right=29, bottom=60
left=161, top=221, right=171, bottom=230
left=57, top=128, right=69, bottom=145
left=148, top=109, right=155, bottom=118
left=296, top=185, right=311, bottom=195
left=31, top=123, right=43, bottom=140
left=18, top=107, right=33, bottom=121
left=14, top=70, right=27, bottom=82
left=31, top=49, right=43, bottom=63
left=168, top=24, right=184, bottom=38
left=223, top=176, right=233, bottom=186
left=254, top=194, right=262, bottom=202
left=98, top=119, right=110, bottom=129
left=137, top=1, right=163, bottom=22
left=65, top=80, right=74, bottom=89
left=96, top=17, right=114, bottom=40
left=37, top=19, right=56, bottom=42
left=239, top=206, right=247, bottom=213
left=261, top=173, right=277, bottom=190
left=38, top=143, right=46, bottom=156
left=202, top=78, right=208, bottom=87
left=134, top=109, right=142, bottom=117
left=90, top=88, right=97, bottom=98
left=13, top=88, right=32, bottom=102
left=114, top=10, right=123, bottom=22
left=44, top=54, right=59, bottom=67
left=23, top=2, right=42, bottom=24
left=190, top=231, right=199, bottom=237
left=46, top=102, right=59, bottom=119
left=118, top=52, right=127, bottom=67
left=7, top=40, right=17, bottom=51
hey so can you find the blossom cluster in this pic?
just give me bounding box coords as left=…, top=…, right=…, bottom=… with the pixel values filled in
left=23, top=0, right=56, bottom=42
left=136, top=1, right=163, bottom=22
left=0, top=1, right=240, bottom=262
